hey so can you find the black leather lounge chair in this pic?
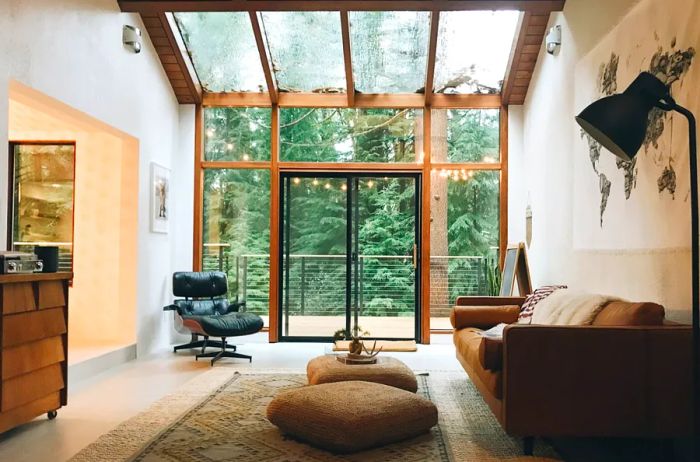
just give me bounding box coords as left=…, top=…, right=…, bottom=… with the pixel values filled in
left=163, top=271, right=264, bottom=365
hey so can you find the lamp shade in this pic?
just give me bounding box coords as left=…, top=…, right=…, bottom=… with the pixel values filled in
left=575, top=71, right=671, bottom=162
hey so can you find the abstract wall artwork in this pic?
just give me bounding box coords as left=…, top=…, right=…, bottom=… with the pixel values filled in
left=150, top=163, right=170, bottom=234
left=573, top=0, right=699, bottom=249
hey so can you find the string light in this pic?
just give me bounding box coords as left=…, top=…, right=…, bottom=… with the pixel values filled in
left=242, top=154, right=250, bottom=161
left=367, top=180, right=374, bottom=188
left=226, top=143, right=234, bottom=151
left=312, top=179, right=319, bottom=186
left=293, top=177, right=301, bottom=185
left=341, top=184, right=347, bottom=191
left=324, top=183, right=332, bottom=190
left=206, top=128, right=215, bottom=138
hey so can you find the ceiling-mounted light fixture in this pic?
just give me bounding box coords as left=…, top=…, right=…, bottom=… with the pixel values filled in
left=545, top=25, right=561, bottom=55
left=123, top=25, right=142, bottom=54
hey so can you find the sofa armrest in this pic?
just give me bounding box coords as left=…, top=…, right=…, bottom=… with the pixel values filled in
left=455, top=296, right=526, bottom=307
left=450, top=305, right=520, bottom=330
left=501, top=325, right=692, bottom=437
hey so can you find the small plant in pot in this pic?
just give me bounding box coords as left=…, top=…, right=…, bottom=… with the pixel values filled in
left=333, top=325, right=382, bottom=362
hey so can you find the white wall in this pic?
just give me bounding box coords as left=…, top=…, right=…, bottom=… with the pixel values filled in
left=519, top=0, right=693, bottom=321
left=0, top=0, right=194, bottom=354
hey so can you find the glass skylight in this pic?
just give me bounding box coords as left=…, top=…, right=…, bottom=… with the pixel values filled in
left=174, top=12, right=267, bottom=93
left=260, top=12, right=346, bottom=93
left=434, top=11, right=521, bottom=94
left=349, top=11, right=431, bottom=93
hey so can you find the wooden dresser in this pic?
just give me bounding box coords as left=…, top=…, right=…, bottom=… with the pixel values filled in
left=0, top=272, right=71, bottom=434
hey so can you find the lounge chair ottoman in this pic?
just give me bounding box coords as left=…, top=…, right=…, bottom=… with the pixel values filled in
left=266, top=380, right=437, bottom=453
left=306, top=355, right=418, bottom=392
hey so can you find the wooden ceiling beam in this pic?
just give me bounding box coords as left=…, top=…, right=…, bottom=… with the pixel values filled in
left=120, top=1, right=566, bottom=13
left=249, top=11, right=278, bottom=104
left=138, top=12, right=201, bottom=103
left=340, top=11, right=355, bottom=107
left=197, top=92, right=500, bottom=109
left=502, top=11, right=552, bottom=105
left=424, top=10, right=440, bottom=107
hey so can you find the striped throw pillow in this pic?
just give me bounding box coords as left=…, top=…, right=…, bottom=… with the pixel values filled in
left=517, top=285, right=568, bottom=324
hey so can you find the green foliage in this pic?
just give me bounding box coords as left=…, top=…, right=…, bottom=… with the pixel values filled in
left=201, top=107, right=501, bottom=322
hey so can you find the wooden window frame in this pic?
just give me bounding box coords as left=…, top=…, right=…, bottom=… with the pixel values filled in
left=193, top=103, right=508, bottom=344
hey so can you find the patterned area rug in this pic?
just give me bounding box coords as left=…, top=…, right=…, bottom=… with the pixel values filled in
left=70, top=369, right=560, bottom=461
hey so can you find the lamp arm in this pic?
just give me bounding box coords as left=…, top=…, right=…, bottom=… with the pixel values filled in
left=672, top=103, right=700, bottom=441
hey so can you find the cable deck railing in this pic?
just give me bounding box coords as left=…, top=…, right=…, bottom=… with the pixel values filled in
left=203, top=243, right=491, bottom=318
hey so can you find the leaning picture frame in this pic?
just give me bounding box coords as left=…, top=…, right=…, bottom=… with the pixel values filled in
left=150, top=163, right=170, bottom=234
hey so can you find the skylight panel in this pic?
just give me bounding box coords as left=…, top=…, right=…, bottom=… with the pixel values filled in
left=349, top=11, right=431, bottom=94
left=433, top=11, right=521, bottom=94
left=260, top=12, right=346, bottom=93
left=174, top=12, right=268, bottom=93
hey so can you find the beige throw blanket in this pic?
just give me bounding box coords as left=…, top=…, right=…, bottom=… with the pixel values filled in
left=530, top=288, right=619, bottom=325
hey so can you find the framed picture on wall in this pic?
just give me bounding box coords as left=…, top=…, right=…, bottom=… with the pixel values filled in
left=150, top=163, right=170, bottom=234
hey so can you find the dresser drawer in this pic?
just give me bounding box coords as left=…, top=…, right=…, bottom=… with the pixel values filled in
left=2, top=336, right=65, bottom=379
left=2, top=308, right=67, bottom=348
left=1, top=363, right=64, bottom=412
left=1, top=282, right=36, bottom=314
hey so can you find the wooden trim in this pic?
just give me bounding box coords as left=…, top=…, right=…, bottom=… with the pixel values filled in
left=424, top=10, right=440, bottom=106
left=268, top=106, right=280, bottom=343
left=278, top=162, right=424, bottom=172
left=198, top=92, right=500, bottom=109
left=430, top=94, right=502, bottom=109
left=161, top=13, right=202, bottom=103
left=502, top=12, right=529, bottom=104
left=193, top=105, right=204, bottom=271
left=340, top=11, right=355, bottom=107
left=201, top=161, right=272, bottom=169
left=499, top=106, right=509, bottom=268
left=278, top=93, right=349, bottom=108
left=249, top=11, right=278, bottom=104
left=202, top=92, right=271, bottom=107
left=354, top=93, right=425, bottom=108
left=431, top=162, right=502, bottom=171
left=121, top=1, right=567, bottom=13
left=420, top=108, right=432, bottom=344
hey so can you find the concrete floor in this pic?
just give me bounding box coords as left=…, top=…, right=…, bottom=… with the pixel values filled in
left=0, top=333, right=460, bottom=462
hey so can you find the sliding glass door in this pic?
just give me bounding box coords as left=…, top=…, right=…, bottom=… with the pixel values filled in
left=279, top=173, right=420, bottom=341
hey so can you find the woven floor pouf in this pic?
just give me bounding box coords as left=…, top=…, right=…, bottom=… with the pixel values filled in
left=307, top=355, right=419, bottom=392
left=266, top=380, right=438, bottom=453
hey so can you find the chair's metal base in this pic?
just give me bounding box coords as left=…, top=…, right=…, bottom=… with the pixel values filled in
left=195, top=337, right=252, bottom=366
left=173, top=334, right=235, bottom=353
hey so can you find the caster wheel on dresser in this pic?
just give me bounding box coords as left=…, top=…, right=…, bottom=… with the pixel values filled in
left=47, top=410, right=58, bottom=420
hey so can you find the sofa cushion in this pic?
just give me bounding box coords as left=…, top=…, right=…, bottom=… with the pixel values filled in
left=266, top=381, right=437, bottom=453
left=450, top=305, right=520, bottom=330
left=592, top=301, right=665, bottom=326
left=454, top=328, right=502, bottom=398
left=479, top=336, right=504, bottom=371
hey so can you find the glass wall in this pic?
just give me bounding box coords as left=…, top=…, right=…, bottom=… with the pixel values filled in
left=202, top=169, right=271, bottom=321
left=204, top=107, right=271, bottom=161
left=433, top=109, right=500, bottom=163
left=430, top=109, right=501, bottom=329
left=9, top=143, right=75, bottom=271
left=280, top=108, right=421, bottom=163
left=198, top=105, right=504, bottom=336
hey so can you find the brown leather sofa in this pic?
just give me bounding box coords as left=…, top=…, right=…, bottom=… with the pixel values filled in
left=450, top=296, right=693, bottom=455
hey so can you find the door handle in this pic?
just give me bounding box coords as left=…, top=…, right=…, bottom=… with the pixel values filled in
left=412, top=244, right=417, bottom=269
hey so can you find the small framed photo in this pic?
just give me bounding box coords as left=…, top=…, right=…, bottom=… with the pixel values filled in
left=150, top=163, right=170, bottom=234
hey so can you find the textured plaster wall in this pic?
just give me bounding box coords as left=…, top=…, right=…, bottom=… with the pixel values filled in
left=515, top=0, right=693, bottom=321
left=0, top=0, right=195, bottom=354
